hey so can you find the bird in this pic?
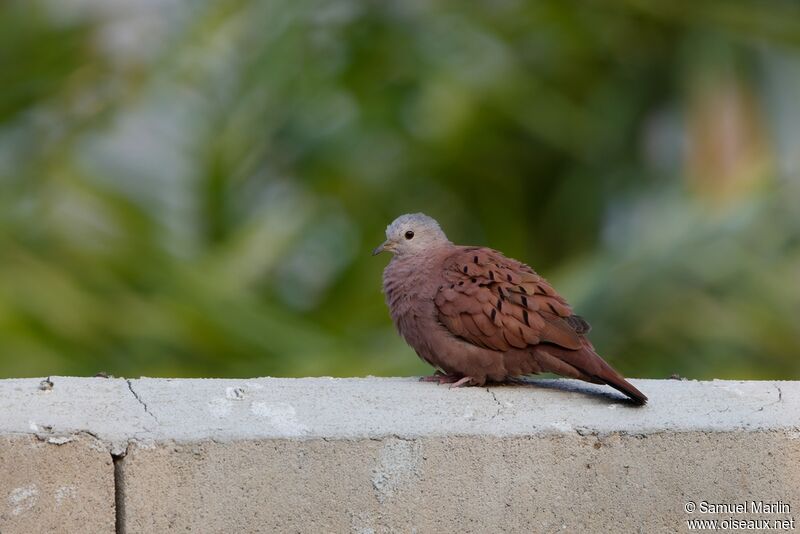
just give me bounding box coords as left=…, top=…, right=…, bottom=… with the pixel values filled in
left=373, top=213, right=647, bottom=405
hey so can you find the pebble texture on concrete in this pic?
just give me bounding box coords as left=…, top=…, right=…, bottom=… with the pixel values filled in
left=1, top=377, right=798, bottom=533
left=0, top=435, right=114, bottom=533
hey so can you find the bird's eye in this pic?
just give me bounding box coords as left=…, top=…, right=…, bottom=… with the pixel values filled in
left=404, top=230, right=415, bottom=240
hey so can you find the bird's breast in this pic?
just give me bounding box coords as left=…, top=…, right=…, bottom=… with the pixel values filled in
left=382, top=256, right=440, bottom=341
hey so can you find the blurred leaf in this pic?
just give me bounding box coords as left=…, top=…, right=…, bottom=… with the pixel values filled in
left=0, top=0, right=798, bottom=380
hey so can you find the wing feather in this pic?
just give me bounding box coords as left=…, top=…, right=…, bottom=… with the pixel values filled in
left=431, top=246, right=646, bottom=403
left=434, top=247, right=586, bottom=352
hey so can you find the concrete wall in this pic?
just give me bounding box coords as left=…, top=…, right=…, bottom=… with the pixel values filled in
left=1, top=377, right=798, bottom=533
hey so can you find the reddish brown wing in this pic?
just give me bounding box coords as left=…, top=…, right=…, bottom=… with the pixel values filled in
left=434, top=247, right=583, bottom=352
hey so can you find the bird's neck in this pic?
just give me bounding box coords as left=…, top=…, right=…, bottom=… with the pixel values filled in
left=382, top=252, right=441, bottom=319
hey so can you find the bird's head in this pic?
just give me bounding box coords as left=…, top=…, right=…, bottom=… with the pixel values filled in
left=372, top=213, right=450, bottom=257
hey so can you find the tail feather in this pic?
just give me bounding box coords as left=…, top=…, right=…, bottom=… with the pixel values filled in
left=591, top=371, right=647, bottom=405
left=534, top=340, right=647, bottom=405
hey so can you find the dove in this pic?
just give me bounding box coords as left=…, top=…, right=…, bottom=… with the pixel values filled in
left=373, top=213, right=647, bottom=405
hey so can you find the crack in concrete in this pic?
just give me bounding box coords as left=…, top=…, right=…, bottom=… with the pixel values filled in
left=486, top=388, right=503, bottom=420
left=82, top=429, right=102, bottom=441
left=368, top=434, right=416, bottom=443
left=754, top=384, right=784, bottom=413
left=767, top=384, right=783, bottom=409
left=126, top=379, right=159, bottom=425
left=111, top=441, right=135, bottom=533
left=704, top=407, right=732, bottom=416
left=112, top=450, right=127, bottom=534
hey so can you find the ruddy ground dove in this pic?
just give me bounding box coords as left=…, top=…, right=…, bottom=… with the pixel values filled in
left=374, top=213, right=647, bottom=405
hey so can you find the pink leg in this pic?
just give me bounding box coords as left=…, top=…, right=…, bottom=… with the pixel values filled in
left=449, top=376, right=476, bottom=389
left=419, top=371, right=462, bottom=385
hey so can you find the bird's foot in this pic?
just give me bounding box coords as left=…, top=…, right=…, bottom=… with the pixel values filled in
left=419, top=371, right=462, bottom=385
left=449, top=376, right=477, bottom=389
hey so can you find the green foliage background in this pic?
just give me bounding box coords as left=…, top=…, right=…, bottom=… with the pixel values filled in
left=1, top=0, right=799, bottom=379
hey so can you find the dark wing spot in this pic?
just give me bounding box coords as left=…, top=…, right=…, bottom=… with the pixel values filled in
left=458, top=281, right=464, bottom=286
left=496, top=299, right=503, bottom=312
left=471, top=278, right=476, bottom=284
left=490, top=308, right=497, bottom=321
left=566, top=315, right=592, bottom=334
left=463, top=266, right=468, bottom=274
left=473, top=256, right=478, bottom=264
left=506, top=274, right=512, bottom=282
left=489, top=271, right=495, bottom=281
left=547, top=302, right=558, bottom=314
left=521, top=295, right=528, bottom=308
left=522, top=309, right=529, bottom=326
left=518, top=285, right=527, bottom=295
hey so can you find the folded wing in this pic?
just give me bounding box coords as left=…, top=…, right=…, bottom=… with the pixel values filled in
left=433, top=247, right=647, bottom=404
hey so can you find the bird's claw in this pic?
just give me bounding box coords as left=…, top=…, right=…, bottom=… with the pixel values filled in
left=419, top=372, right=462, bottom=385
left=449, top=376, right=476, bottom=388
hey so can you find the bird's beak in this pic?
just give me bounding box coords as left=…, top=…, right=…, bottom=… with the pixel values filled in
left=372, top=240, right=392, bottom=256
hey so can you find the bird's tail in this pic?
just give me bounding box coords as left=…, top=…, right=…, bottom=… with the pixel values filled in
left=534, top=339, right=647, bottom=405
